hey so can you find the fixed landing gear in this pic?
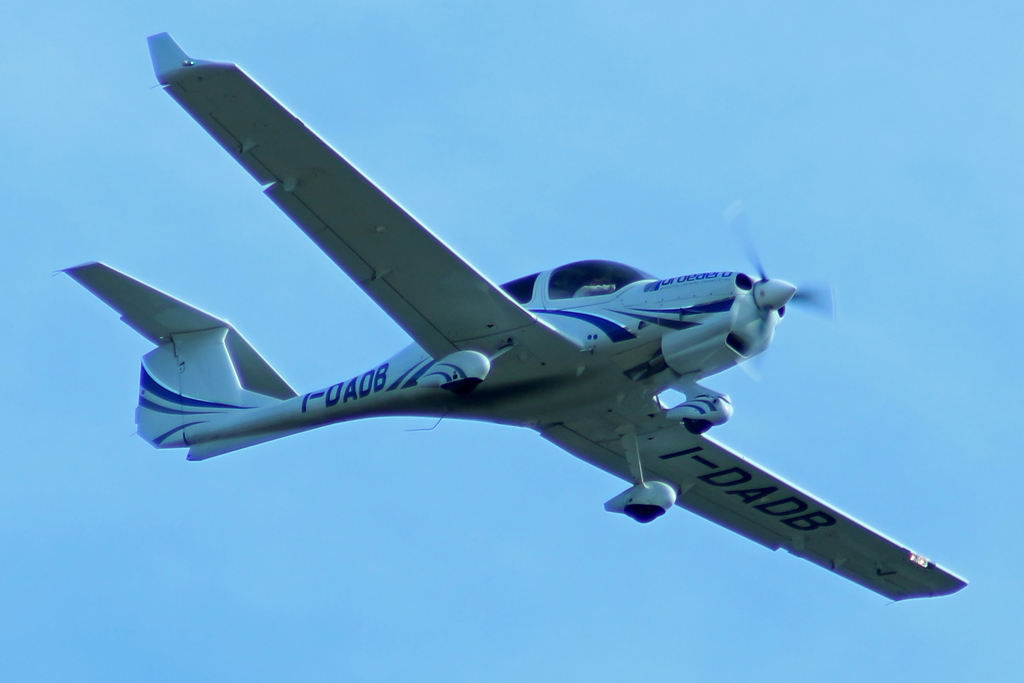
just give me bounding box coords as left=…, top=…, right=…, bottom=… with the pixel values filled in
left=666, top=383, right=733, bottom=433
left=604, top=427, right=678, bottom=523
left=682, top=418, right=713, bottom=435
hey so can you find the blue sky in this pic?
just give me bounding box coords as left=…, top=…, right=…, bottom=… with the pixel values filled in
left=3, top=2, right=1022, bottom=680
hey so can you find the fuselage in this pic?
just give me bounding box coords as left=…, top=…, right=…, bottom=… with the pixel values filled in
left=181, top=261, right=783, bottom=457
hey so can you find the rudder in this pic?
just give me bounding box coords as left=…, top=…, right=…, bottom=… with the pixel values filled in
left=138, top=327, right=279, bottom=448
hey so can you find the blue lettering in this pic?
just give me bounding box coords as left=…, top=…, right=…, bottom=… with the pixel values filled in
left=343, top=378, right=358, bottom=403
left=359, top=371, right=375, bottom=398
left=325, top=383, right=343, bottom=407
left=648, top=271, right=735, bottom=292
left=374, top=364, right=389, bottom=392
left=301, top=390, right=324, bottom=413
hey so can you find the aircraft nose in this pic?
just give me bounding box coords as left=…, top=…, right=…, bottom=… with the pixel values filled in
left=753, top=279, right=797, bottom=311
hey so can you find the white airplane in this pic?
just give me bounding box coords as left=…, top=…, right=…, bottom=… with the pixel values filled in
left=66, top=34, right=966, bottom=601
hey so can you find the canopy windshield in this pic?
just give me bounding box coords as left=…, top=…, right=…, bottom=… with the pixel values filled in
left=548, top=260, right=654, bottom=300
left=499, top=272, right=540, bottom=304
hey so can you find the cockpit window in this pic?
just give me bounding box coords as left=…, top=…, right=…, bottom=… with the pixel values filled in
left=547, top=260, right=654, bottom=300
left=500, top=272, right=540, bottom=304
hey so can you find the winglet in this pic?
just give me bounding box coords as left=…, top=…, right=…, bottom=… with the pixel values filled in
left=147, top=32, right=195, bottom=85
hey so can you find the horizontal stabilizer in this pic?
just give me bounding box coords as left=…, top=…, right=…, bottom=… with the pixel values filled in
left=65, top=262, right=296, bottom=400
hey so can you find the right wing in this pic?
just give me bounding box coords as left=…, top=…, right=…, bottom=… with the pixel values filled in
left=542, top=415, right=967, bottom=600
left=147, top=33, right=578, bottom=364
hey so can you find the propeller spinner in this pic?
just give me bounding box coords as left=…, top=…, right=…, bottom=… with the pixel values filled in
left=724, top=201, right=835, bottom=319
left=753, top=278, right=797, bottom=311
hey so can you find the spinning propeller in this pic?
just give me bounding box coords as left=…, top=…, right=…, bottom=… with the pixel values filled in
left=723, top=201, right=835, bottom=319
left=722, top=201, right=835, bottom=381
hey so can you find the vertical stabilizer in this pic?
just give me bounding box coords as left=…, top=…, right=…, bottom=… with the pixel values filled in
left=139, top=328, right=278, bottom=448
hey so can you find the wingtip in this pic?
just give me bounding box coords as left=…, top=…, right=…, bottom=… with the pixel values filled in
left=147, top=32, right=194, bottom=85
left=61, top=261, right=105, bottom=278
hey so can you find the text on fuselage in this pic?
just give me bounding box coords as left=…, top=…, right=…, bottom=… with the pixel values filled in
left=644, top=271, right=733, bottom=292
left=301, top=363, right=389, bottom=412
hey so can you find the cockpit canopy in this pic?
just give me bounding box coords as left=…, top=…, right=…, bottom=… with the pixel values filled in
left=500, top=260, right=654, bottom=305
left=546, top=260, right=654, bottom=300
left=500, top=272, right=541, bottom=304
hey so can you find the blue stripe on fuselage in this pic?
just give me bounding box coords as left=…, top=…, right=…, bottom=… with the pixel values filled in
left=140, top=366, right=252, bottom=411
left=533, top=310, right=636, bottom=342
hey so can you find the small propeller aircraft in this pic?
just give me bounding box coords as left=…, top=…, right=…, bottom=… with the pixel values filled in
left=66, top=34, right=966, bottom=601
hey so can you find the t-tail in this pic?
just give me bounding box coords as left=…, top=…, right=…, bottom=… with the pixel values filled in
left=65, top=263, right=298, bottom=452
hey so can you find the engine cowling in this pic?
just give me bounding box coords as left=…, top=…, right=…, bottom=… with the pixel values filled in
left=604, top=481, right=678, bottom=523
left=417, top=350, right=491, bottom=394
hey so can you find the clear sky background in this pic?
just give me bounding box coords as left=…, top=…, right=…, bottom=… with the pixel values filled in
left=2, top=2, right=1021, bottom=680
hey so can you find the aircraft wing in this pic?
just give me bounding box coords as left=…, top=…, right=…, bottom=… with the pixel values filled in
left=541, top=414, right=967, bottom=600
left=146, top=33, right=578, bottom=362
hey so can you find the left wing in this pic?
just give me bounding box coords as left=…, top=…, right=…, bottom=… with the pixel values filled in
left=146, top=33, right=578, bottom=364
left=542, top=414, right=966, bottom=600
